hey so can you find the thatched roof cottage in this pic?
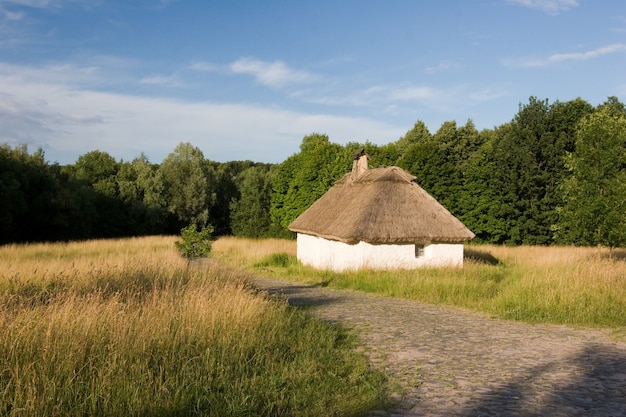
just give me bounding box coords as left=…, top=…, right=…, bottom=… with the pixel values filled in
left=288, top=151, right=475, bottom=271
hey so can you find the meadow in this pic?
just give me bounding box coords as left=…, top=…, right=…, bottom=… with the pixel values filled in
left=213, top=238, right=626, bottom=329
left=0, top=236, right=386, bottom=417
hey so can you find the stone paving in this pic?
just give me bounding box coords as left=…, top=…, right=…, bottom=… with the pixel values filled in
left=253, top=277, right=626, bottom=417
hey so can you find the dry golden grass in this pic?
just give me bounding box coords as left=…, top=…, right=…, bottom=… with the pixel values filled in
left=212, top=236, right=296, bottom=267
left=213, top=238, right=626, bottom=328
left=472, top=245, right=625, bottom=294
left=0, top=236, right=386, bottom=417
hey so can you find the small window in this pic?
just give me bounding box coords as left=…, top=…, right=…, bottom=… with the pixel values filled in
left=415, top=244, right=425, bottom=258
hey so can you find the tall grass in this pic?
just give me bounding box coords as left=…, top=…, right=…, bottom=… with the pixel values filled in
left=0, top=237, right=386, bottom=417
left=213, top=238, right=626, bottom=328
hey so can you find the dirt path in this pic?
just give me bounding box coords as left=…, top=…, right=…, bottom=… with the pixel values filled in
left=253, top=277, right=626, bottom=417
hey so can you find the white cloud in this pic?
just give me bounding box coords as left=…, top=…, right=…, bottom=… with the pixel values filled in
left=299, top=82, right=508, bottom=124
left=230, top=58, right=318, bottom=88
left=548, top=43, right=626, bottom=63
left=468, top=88, right=508, bottom=103
left=506, top=0, right=579, bottom=15
left=0, top=0, right=57, bottom=7
left=301, top=86, right=386, bottom=107
left=505, top=43, right=626, bottom=67
left=389, top=86, right=439, bottom=101
left=0, top=62, right=402, bottom=164
left=188, top=61, right=219, bottom=72
left=2, top=8, right=23, bottom=20
left=139, top=73, right=184, bottom=87
left=424, top=61, right=461, bottom=75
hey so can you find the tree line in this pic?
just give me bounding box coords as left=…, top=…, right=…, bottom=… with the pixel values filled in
left=2, top=96, right=625, bottom=247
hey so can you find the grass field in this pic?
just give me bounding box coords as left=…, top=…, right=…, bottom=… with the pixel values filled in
left=0, top=236, right=386, bottom=417
left=213, top=237, right=626, bottom=329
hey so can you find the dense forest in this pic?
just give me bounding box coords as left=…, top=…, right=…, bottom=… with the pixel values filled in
left=2, top=96, right=626, bottom=247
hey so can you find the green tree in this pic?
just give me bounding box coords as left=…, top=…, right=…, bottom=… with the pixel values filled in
left=270, top=134, right=351, bottom=235
left=0, top=145, right=59, bottom=242
left=396, top=120, right=482, bottom=218
left=117, top=154, right=168, bottom=234
left=0, top=145, right=101, bottom=243
left=461, top=129, right=517, bottom=243
left=597, top=95, right=626, bottom=117
left=230, top=165, right=274, bottom=237
left=209, top=160, right=258, bottom=236
left=367, top=142, right=399, bottom=168
left=50, top=164, right=98, bottom=240
left=74, top=150, right=119, bottom=198
left=73, top=150, right=133, bottom=237
left=159, top=142, right=214, bottom=228
left=395, top=120, right=432, bottom=152
left=479, top=97, right=593, bottom=244
left=556, top=105, right=626, bottom=246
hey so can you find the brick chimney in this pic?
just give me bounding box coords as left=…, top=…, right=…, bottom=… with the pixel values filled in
left=351, top=148, right=369, bottom=179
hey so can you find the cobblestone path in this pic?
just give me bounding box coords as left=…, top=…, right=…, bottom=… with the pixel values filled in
left=253, top=277, right=626, bottom=417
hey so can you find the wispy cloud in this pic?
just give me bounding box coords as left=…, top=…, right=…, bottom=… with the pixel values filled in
left=1, top=8, right=23, bottom=20
left=386, top=84, right=508, bottom=113
left=0, top=0, right=87, bottom=10
left=388, top=86, right=439, bottom=101
left=139, top=73, right=184, bottom=87
left=468, top=88, right=508, bottom=103
left=548, top=43, right=626, bottom=62
left=506, top=0, right=579, bottom=15
left=0, top=0, right=56, bottom=7
left=0, top=61, right=402, bottom=164
left=188, top=61, right=219, bottom=72
left=424, top=61, right=461, bottom=75
left=230, top=58, right=318, bottom=88
left=301, top=81, right=507, bottom=117
left=505, top=43, right=626, bottom=67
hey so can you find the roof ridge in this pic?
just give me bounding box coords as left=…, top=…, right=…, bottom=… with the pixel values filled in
left=354, top=165, right=414, bottom=180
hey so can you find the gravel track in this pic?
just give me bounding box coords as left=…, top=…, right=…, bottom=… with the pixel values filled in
left=253, top=277, right=626, bottom=417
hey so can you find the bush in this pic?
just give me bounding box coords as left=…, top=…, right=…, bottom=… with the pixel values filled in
left=175, top=224, right=214, bottom=260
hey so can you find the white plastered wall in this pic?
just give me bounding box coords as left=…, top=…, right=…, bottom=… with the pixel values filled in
left=296, top=233, right=464, bottom=272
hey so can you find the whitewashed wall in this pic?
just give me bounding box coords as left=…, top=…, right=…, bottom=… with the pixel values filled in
left=296, top=233, right=464, bottom=272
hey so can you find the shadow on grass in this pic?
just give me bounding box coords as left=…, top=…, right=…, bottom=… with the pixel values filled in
left=464, top=248, right=502, bottom=265
left=599, top=249, right=626, bottom=262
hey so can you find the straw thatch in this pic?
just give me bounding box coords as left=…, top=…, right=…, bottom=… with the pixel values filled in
left=288, top=165, right=475, bottom=244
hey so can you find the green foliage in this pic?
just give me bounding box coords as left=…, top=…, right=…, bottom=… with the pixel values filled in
left=0, top=145, right=99, bottom=243
left=254, top=252, right=297, bottom=268
left=396, top=119, right=483, bottom=223
left=116, top=154, right=169, bottom=234
left=270, top=134, right=352, bottom=234
left=395, top=120, right=432, bottom=152
left=159, top=142, right=214, bottom=228
left=461, top=133, right=516, bottom=243
left=74, top=150, right=119, bottom=198
left=556, top=105, right=626, bottom=247
left=209, top=160, right=256, bottom=235
left=230, top=165, right=274, bottom=237
left=464, top=97, right=593, bottom=244
left=175, top=224, right=214, bottom=260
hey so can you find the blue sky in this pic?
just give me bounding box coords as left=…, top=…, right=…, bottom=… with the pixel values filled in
left=1, top=0, right=625, bottom=164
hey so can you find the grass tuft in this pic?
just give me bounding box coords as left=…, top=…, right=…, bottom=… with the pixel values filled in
left=254, top=252, right=297, bottom=268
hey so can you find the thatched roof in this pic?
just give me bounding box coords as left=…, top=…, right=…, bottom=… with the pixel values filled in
left=288, top=164, right=475, bottom=244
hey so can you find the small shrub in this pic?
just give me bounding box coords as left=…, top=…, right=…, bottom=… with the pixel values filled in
left=175, top=224, right=214, bottom=260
